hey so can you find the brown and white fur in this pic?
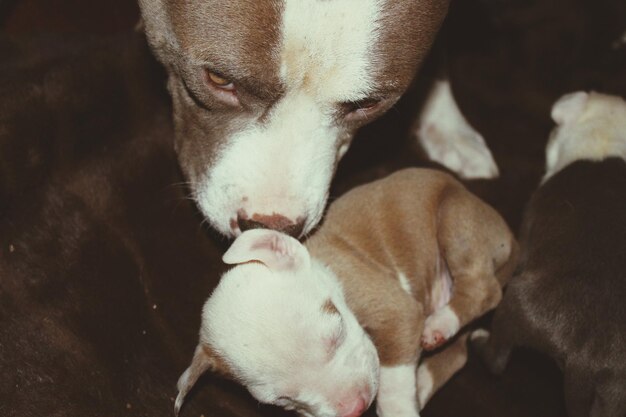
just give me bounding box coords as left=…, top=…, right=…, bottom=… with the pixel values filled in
left=472, top=91, right=626, bottom=417
left=175, top=168, right=518, bottom=417
left=137, top=0, right=451, bottom=238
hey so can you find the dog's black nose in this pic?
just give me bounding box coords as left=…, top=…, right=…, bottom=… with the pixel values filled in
left=237, top=213, right=306, bottom=238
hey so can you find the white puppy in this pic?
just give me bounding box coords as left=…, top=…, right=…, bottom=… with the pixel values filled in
left=175, top=229, right=379, bottom=417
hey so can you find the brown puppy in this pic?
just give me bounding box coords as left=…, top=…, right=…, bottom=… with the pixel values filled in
left=175, top=168, right=518, bottom=417
left=473, top=92, right=626, bottom=417
left=306, top=168, right=518, bottom=416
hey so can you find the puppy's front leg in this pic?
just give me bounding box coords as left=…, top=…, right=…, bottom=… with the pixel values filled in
left=416, top=333, right=469, bottom=409
left=377, top=362, right=420, bottom=417
left=371, top=297, right=424, bottom=417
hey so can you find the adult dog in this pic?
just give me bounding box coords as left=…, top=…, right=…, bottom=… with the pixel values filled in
left=137, top=0, right=453, bottom=238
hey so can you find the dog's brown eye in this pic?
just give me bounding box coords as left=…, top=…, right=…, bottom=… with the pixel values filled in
left=205, top=70, right=235, bottom=91
left=202, top=68, right=240, bottom=106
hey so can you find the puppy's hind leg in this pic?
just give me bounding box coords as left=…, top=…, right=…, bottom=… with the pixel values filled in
left=421, top=188, right=513, bottom=351
left=470, top=279, right=529, bottom=375
left=417, top=333, right=469, bottom=410
left=374, top=291, right=425, bottom=417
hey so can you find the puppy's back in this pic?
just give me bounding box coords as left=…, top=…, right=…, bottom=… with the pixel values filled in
left=518, top=158, right=626, bottom=358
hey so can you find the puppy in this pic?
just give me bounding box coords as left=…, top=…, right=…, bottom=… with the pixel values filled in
left=472, top=91, right=626, bottom=417
left=175, top=168, right=518, bottom=417
left=136, top=0, right=450, bottom=237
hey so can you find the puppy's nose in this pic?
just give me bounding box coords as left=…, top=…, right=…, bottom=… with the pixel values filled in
left=237, top=213, right=306, bottom=238
left=339, top=396, right=367, bottom=417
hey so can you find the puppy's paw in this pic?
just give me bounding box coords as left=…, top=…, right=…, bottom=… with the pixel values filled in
left=417, top=80, right=499, bottom=180
left=416, top=365, right=434, bottom=410
left=377, top=365, right=420, bottom=417
left=420, top=330, right=446, bottom=351
left=469, top=328, right=490, bottom=348
left=376, top=399, right=420, bottom=417
left=469, top=328, right=510, bottom=375
left=421, top=306, right=460, bottom=351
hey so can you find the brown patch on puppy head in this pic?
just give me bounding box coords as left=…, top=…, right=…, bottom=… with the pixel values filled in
left=176, top=342, right=239, bottom=415
left=321, top=298, right=340, bottom=316
left=201, top=343, right=236, bottom=380
left=321, top=299, right=344, bottom=359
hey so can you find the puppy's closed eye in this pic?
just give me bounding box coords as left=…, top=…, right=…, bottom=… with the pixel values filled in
left=276, top=396, right=311, bottom=414
left=275, top=396, right=295, bottom=409
left=321, top=300, right=346, bottom=358
left=321, top=298, right=340, bottom=316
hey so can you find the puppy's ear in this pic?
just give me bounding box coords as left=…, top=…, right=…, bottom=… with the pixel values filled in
left=175, top=344, right=223, bottom=416
left=222, top=229, right=311, bottom=271
left=551, top=91, right=589, bottom=125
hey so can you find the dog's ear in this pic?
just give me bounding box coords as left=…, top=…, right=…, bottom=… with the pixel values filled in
left=551, top=91, right=589, bottom=125
left=222, top=229, right=311, bottom=271
left=175, top=344, right=229, bottom=416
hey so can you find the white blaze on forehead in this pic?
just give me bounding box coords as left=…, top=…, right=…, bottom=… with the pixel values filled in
left=279, top=0, right=383, bottom=101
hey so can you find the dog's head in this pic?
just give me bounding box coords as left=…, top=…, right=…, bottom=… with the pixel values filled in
left=175, top=229, right=379, bottom=417
left=138, top=0, right=449, bottom=237
left=544, top=91, right=626, bottom=180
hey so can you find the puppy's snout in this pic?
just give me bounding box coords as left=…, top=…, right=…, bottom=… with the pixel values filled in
left=237, top=213, right=306, bottom=238
left=338, top=395, right=367, bottom=417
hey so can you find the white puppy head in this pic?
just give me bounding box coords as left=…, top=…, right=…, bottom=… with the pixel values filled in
left=176, top=230, right=379, bottom=417
left=544, top=91, right=626, bottom=181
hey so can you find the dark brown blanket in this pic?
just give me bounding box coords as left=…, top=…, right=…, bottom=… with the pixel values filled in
left=1, top=1, right=624, bottom=416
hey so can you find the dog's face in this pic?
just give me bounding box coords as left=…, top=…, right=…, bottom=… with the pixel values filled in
left=175, top=230, right=379, bottom=417
left=545, top=91, right=626, bottom=180
left=138, top=0, right=449, bottom=237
